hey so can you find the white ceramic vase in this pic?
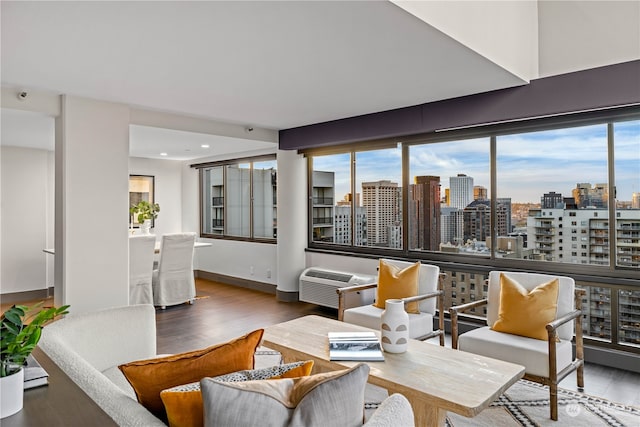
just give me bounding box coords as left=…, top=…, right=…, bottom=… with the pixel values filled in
left=380, top=299, right=409, bottom=353
left=0, top=368, right=24, bottom=419
left=140, top=219, right=152, bottom=235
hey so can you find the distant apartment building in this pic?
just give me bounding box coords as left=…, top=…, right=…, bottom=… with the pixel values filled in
left=334, top=205, right=367, bottom=245
left=573, top=183, right=608, bottom=208
left=362, top=180, right=401, bottom=247
left=449, top=174, right=474, bottom=209
left=542, top=191, right=564, bottom=209
left=409, top=175, right=441, bottom=251
left=462, top=200, right=508, bottom=243
left=441, top=206, right=463, bottom=246
left=311, top=170, right=335, bottom=242
left=526, top=207, right=640, bottom=267
left=632, top=192, right=640, bottom=209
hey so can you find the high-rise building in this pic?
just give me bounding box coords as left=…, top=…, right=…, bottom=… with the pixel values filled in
left=497, top=197, right=512, bottom=234
left=573, top=183, right=609, bottom=208
left=632, top=192, right=640, bottom=209
left=362, top=180, right=400, bottom=247
left=334, top=205, right=367, bottom=245
left=463, top=200, right=508, bottom=243
left=541, top=191, right=564, bottom=209
left=473, top=185, right=487, bottom=201
left=441, top=206, right=463, bottom=246
left=449, top=174, right=474, bottom=209
left=311, top=170, right=335, bottom=242
left=409, top=176, right=441, bottom=251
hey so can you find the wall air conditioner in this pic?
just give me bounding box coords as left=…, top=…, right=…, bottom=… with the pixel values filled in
left=299, top=267, right=376, bottom=309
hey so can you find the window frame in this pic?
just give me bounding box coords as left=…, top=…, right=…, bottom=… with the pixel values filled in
left=193, top=154, right=277, bottom=243
left=304, top=107, right=640, bottom=282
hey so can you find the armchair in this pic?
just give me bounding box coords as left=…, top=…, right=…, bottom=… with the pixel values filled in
left=450, top=271, right=585, bottom=420
left=337, top=259, right=445, bottom=345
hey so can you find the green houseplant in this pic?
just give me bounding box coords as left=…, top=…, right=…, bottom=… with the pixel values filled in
left=129, top=200, right=160, bottom=224
left=1, top=302, right=69, bottom=377
left=1, top=302, right=69, bottom=418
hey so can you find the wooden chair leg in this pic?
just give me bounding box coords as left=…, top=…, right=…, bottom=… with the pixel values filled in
left=550, top=383, right=558, bottom=421
left=577, top=363, right=585, bottom=390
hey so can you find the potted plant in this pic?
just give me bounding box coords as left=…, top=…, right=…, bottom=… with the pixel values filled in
left=130, top=201, right=160, bottom=234
left=1, top=303, right=69, bottom=418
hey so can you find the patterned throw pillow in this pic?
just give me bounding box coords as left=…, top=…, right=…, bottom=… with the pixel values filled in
left=200, top=363, right=369, bottom=427
left=161, top=360, right=314, bottom=427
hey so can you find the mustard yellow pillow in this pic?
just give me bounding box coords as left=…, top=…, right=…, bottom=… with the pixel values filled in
left=119, top=329, right=263, bottom=422
left=160, top=361, right=314, bottom=427
left=373, top=260, right=420, bottom=314
left=491, top=274, right=559, bottom=340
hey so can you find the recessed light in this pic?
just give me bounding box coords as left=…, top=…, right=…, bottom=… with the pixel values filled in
left=201, top=144, right=210, bottom=148
left=160, top=152, right=168, bottom=156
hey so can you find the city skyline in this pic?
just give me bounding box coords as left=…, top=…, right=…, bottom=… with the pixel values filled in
left=313, top=120, right=639, bottom=204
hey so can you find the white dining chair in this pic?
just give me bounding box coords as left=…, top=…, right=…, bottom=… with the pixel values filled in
left=152, top=233, right=196, bottom=309
left=128, top=235, right=156, bottom=305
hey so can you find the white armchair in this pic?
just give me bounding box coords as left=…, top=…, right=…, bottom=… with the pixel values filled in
left=337, top=259, right=445, bottom=345
left=450, top=271, right=585, bottom=420
left=129, top=235, right=156, bottom=305
left=152, top=233, right=196, bottom=309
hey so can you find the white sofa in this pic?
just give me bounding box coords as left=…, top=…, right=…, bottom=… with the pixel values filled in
left=39, top=305, right=414, bottom=427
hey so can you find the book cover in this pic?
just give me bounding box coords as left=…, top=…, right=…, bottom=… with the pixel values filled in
left=23, top=354, right=49, bottom=389
left=328, top=331, right=384, bottom=361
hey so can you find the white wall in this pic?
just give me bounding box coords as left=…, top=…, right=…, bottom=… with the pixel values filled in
left=0, top=146, right=53, bottom=293
left=129, top=157, right=183, bottom=238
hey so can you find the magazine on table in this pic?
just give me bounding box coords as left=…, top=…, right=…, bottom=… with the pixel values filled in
left=328, top=331, right=385, bottom=361
left=23, top=354, right=49, bottom=389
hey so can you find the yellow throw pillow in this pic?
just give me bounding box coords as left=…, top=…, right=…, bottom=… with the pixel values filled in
left=373, top=260, right=421, bottom=314
left=119, top=329, right=263, bottom=422
left=160, top=361, right=314, bottom=427
left=491, top=274, right=559, bottom=340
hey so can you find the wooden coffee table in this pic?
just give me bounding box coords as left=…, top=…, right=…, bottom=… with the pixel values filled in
left=263, top=315, right=525, bottom=427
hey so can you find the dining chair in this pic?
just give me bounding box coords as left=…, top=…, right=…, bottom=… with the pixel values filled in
left=450, top=271, right=585, bottom=420
left=128, top=235, right=156, bottom=305
left=337, top=259, right=445, bottom=345
left=152, top=233, right=196, bottom=309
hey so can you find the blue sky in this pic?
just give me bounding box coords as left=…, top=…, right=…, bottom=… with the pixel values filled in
left=314, top=120, right=639, bottom=205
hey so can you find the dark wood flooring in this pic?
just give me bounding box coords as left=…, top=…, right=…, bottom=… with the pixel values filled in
left=158, top=278, right=640, bottom=408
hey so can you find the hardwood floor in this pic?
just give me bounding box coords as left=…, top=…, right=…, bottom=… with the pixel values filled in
left=5, top=278, right=640, bottom=408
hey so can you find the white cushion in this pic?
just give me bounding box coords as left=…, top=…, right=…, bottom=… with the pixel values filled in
left=343, top=304, right=434, bottom=339
left=459, top=326, right=573, bottom=378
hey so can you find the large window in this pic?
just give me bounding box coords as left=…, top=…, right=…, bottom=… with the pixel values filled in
left=307, top=114, right=639, bottom=275
left=310, top=146, right=402, bottom=248
left=198, top=156, right=276, bottom=241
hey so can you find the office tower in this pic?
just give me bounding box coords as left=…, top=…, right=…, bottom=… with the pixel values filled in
left=441, top=206, right=463, bottom=246
left=362, top=180, right=400, bottom=247
left=497, top=197, right=512, bottom=234
left=542, top=191, right=564, bottom=209
left=573, top=183, right=608, bottom=208
left=409, top=176, right=441, bottom=251
left=473, top=185, right=487, bottom=200
left=450, top=174, right=474, bottom=209
left=463, top=200, right=508, bottom=243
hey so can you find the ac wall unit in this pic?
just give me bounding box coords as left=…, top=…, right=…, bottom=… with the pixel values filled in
left=299, top=267, right=376, bottom=309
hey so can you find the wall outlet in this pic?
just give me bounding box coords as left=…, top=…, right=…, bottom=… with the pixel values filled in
left=250, top=266, right=254, bottom=275
left=266, top=269, right=271, bottom=279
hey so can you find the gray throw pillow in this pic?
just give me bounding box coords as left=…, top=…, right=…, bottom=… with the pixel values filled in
left=200, top=363, right=370, bottom=427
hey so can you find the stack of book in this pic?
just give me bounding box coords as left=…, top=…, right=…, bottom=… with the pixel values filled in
left=328, top=331, right=385, bottom=361
left=23, top=354, right=49, bottom=389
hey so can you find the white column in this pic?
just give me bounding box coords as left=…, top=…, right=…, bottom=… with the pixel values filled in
left=276, top=149, right=307, bottom=300
left=55, top=95, right=130, bottom=313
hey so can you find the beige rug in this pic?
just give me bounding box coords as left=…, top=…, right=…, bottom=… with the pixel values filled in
left=445, top=380, right=640, bottom=427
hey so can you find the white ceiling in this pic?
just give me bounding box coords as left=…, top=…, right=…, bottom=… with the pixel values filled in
left=3, top=1, right=635, bottom=160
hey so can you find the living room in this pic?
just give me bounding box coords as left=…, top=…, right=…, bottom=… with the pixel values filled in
left=1, top=1, right=639, bottom=425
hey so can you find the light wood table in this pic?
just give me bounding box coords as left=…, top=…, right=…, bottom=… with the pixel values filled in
left=263, top=315, right=525, bottom=427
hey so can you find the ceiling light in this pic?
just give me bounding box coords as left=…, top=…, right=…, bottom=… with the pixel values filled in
left=160, top=152, right=168, bottom=156
left=201, top=144, right=210, bottom=148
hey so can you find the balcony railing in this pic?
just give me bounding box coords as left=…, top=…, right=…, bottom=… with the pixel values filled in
left=313, top=217, right=333, bottom=225
left=313, top=197, right=334, bottom=205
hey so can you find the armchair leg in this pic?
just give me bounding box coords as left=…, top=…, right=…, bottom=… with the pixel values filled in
left=550, top=383, right=558, bottom=421
left=577, top=364, right=585, bottom=391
